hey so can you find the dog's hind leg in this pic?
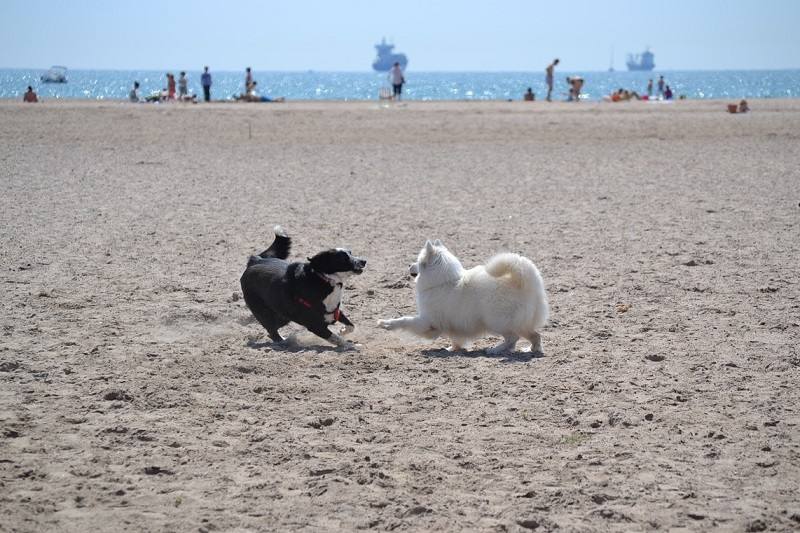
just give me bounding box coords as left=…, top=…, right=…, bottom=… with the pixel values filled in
left=524, top=331, right=543, bottom=355
left=242, top=291, right=286, bottom=343
left=487, top=334, right=520, bottom=355
left=446, top=337, right=467, bottom=352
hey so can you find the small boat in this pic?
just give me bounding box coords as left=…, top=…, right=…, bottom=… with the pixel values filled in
left=41, top=65, right=67, bottom=83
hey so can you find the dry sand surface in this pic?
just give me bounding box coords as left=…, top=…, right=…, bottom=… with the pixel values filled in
left=1, top=98, right=799, bottom=532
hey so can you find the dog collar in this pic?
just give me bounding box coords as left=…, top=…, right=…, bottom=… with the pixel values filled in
left=314, top=270, right=342, bottom=287
left=297, top=296, right=340, bottom=321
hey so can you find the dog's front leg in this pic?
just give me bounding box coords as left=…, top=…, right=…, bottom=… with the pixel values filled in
left=308, top=322, right=357, bottom=350
left=378, top=316, right=440, bottom=339
left=337, top=311, right=355, bottom=336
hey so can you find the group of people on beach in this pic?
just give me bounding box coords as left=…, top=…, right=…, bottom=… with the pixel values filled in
left=127, top=66, right=283, bottom=104
left=526, top=60, right=680, bottom=103
left=604, top=76, right=674, bottom=102
left=130, top=68, right=210, bottom=103
left=538, top=58, right=584, bottom=102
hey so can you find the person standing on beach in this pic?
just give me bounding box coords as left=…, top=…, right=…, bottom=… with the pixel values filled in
left=178, top=72, right=188, bottom=100
left=167, top=73, right=176, bottom=100
left=245, top=67, right=253, bottom=94
left=657, top=76, right=665, bottom=98
left=545, top=58, right=559, bottom=102
left=647, top=79, right=653, bottom=98
left=390, top=62, right=405, bottom=101
left=201, top=66, right=212, bottom=102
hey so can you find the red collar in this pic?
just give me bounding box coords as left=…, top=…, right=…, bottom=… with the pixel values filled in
left=297, top=296, right=340, bottom=321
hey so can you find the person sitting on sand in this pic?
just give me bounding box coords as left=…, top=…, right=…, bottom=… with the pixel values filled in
left=523, top=87, right=535, bottom=101
left=23, top=86, right=38, bottom=103
left=129, top=81, right=141, bottom=103
left=235, top=81, right=285, bottom=103
left=566, top=76, right=584, bottom=101
left=606, top=88, right=642, bottom=103
left=664, top=85, right=674, bottom=100
left=739, top=99, right=749, bottom=113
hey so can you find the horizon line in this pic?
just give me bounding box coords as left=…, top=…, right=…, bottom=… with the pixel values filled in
left=4, top=66, right=800, bottom=74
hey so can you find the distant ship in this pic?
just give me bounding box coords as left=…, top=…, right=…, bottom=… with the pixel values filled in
left=41, top=65, right=67, bottom=83
left=626, top=49, right=655, bottom=71
left=372, top=38, right=408, bottom=72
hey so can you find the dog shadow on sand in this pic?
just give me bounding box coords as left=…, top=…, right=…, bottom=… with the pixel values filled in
left=246, top=339, right=333, bottom=354
left=421, top=347, right=544, bottom=364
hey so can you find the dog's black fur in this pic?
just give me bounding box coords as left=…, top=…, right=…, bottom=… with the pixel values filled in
left=240, top=227, right=366, bottom=348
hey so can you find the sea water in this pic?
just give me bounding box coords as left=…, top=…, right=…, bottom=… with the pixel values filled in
left=1, top=68, right=797, bottom=101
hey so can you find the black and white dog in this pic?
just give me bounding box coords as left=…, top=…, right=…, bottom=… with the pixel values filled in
left=240, top=226, right=366, bottom=349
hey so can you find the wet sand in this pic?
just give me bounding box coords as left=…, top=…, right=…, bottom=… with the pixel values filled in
left=1, top=99, right=799, bottom=532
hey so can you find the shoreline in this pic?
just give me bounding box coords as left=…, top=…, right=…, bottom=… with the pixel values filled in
left=5, top=97, right=800, bottom=106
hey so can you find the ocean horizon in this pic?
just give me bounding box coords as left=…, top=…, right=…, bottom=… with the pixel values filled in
left=2, top=67, right=798, bottom=101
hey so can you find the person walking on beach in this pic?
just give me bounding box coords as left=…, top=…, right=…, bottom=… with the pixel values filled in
left=545, top=58, right=559, bottom=102
left=178, top=71, right=188, bottom=100
left=245, top=67, right=253, bottom=94
left=23, top=86, right=38, bottom=103
left=657, top=75, right=665, bottom=98
left=390, top=62, right=405, bottom=101
left=647, top=79, right=653, bottom=98
left=201, top=66, right=212, bottom=102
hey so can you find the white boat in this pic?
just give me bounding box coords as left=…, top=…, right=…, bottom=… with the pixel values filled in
left=41, top=66, right=67, bottom=83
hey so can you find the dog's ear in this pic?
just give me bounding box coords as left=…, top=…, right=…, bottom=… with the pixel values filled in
left=424, top=240, right=435, bottom=254
left=433, top=239, right=442, bottom=246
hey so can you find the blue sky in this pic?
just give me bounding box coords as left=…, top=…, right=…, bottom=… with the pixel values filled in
left=1, top=0, right=798, bottom=71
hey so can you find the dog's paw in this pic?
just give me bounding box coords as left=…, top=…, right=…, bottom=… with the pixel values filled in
left=486, top=345, right=510, bottom=355
left=340, top=340, right=361, bottom=352
left=377, top=319, right=394, bottom=330
left=340, top=324, right=355, bottom=336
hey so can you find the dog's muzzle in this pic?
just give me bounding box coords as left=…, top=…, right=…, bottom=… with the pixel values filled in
left=409, top=263, right=419, bottom=278
left=353, top=257, right=367, bottom=274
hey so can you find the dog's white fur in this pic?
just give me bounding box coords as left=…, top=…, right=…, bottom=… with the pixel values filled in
left=378, top=240, right=548, bottom=354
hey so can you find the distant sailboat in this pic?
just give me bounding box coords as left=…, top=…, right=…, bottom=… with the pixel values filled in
left=608, top=46, right=615, bottom=72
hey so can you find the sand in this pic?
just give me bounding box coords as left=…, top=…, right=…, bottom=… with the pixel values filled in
left=1, top=98, right=799, bottom=532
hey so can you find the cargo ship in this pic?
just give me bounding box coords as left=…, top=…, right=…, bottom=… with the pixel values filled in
left=626, top=49, right=655, bottom=71
left=372, top=38, right=408, bottom=72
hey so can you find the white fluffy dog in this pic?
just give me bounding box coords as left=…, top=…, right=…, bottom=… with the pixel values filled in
left=378, top=240, right=549, bottom=354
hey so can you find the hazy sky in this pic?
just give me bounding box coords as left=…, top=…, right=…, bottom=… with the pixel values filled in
left=1, top=0, right=798, bottom=71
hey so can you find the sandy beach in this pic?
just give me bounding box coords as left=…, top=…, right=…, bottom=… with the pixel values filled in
left=1, top=98, right=799, bottom=532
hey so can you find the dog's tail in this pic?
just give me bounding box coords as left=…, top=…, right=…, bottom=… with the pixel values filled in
left=486, top=253, right=539, bottom=290
left=258, top=225, right=291, bottom=260
left=486, top=253, right=549, bottom=329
